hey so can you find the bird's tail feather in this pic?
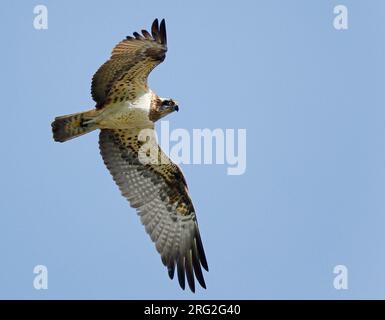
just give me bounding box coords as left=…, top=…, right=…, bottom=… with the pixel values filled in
left=51, top=109, right=100, bottom=142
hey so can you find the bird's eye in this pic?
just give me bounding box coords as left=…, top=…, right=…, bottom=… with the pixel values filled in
left=162, top=100, right=170, bottom=106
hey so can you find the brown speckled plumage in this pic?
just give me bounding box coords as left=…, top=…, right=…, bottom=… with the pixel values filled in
left=92, top=19, right=167, bottom=109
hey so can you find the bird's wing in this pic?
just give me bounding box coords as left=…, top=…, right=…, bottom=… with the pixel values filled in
left=91, top=19, right=167, bottom=108
left=99, top=128, right=208, bottom=292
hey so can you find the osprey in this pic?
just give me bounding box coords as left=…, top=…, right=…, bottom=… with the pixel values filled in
left=51, top=19, right=208, bottom=292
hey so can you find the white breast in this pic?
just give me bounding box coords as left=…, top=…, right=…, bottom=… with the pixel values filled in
left=131, top=90, right=153, bottom=111
left=97, top=91, right=154, bottom=129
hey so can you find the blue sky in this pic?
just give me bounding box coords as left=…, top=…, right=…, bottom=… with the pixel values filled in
left=1, top=0, right=385, bottom=299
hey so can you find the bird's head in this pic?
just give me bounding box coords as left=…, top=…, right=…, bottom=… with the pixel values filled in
left=150, top=97, right=179, bottom=121
left=160, top=98, right=179, bottom=116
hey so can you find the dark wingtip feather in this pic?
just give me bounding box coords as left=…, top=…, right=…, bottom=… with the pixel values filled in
left=195, top=229, right=209, bottom=271
left=185, top=252, right=195, bottom=293
left=177, top=257, right=186, bottom=290
left=133, top=31, right=143, bottom=40
left=159, top=19, right=167, bottom=45
left=192, top=241, right=207, bottom=289
left=151, top=18, right=159, bottom=41
left=168, top=264, right=175, bottom=279
left=142, top=29, right=152, bottom=39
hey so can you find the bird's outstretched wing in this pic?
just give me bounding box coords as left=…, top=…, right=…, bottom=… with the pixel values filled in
left=99, top=128, right=208, bottom=292
left=91, top=19, right=167, bottom=108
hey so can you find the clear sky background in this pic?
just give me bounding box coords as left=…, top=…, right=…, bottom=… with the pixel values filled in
left=1, top=0, right=385, bottom=299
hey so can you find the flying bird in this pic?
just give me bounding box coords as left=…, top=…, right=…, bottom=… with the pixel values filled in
left=51, top=19, right=208, bottom=292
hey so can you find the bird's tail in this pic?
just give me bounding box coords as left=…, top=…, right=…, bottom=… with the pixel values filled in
left=51, top=109, right=100, bottom=142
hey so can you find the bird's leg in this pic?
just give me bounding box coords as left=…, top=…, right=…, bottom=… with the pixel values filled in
left=80, top=117, right=97, bottom=128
